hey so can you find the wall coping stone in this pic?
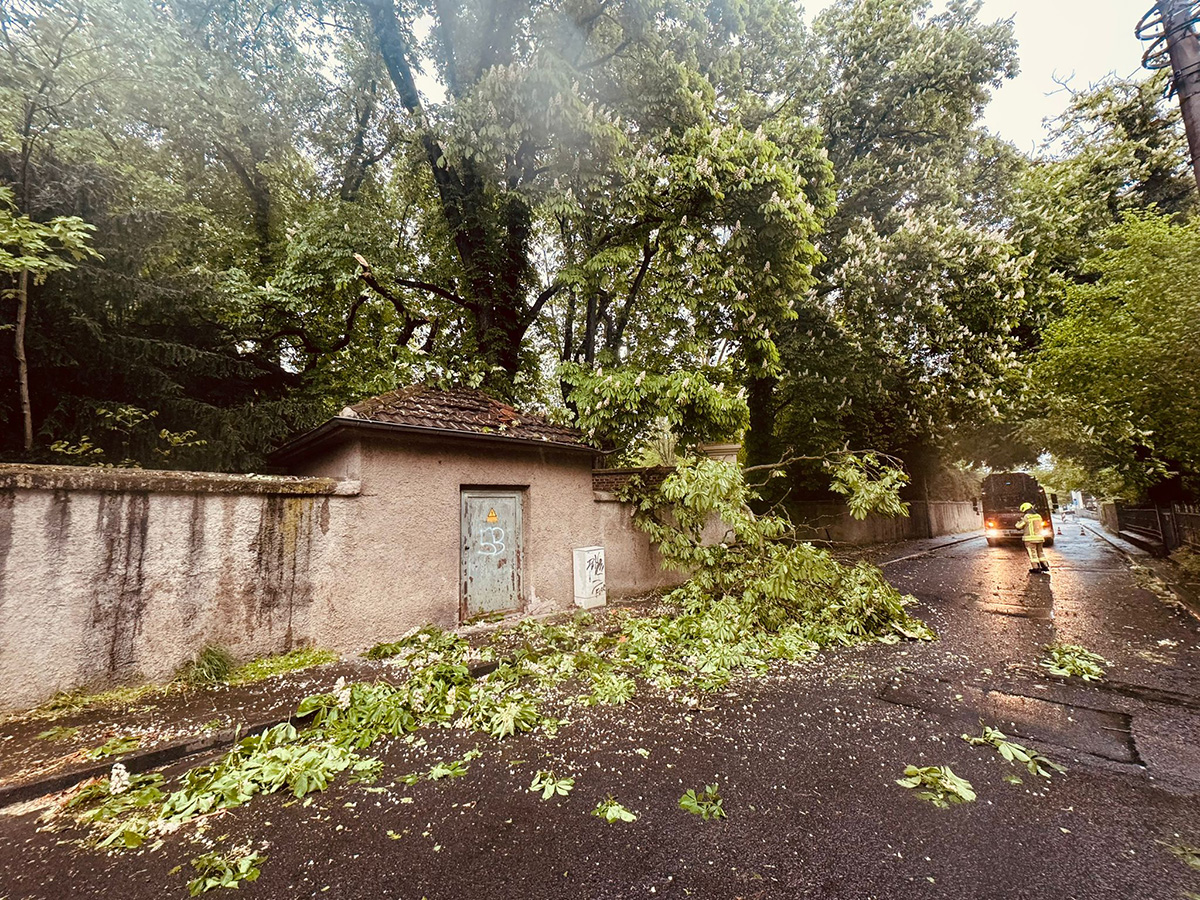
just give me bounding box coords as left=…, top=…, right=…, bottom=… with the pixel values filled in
left=0, top=463, right=360, bottom=497
left=592, top=466, right=676, bottom=476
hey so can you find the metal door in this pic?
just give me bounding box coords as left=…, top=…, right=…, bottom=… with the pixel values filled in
left=461, top=490, right=523, bottom=620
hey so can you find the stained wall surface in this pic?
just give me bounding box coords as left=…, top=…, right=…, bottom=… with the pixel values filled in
left=0, top=466, right=355, bottom=711
left=0, top=441, right=682, bottom=711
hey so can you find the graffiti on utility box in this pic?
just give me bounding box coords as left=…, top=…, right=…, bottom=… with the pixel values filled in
left=573, top=546, right=606, bottom=609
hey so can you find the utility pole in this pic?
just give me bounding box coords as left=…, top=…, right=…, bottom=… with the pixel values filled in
left=1139, top=0, right=1200, bottom=192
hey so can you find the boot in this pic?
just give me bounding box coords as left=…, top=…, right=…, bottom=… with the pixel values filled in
left=1040, top=561, right=1050, bottom=573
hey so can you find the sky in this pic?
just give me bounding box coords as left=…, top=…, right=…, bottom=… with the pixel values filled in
left=805, top=0, right=1151, bottom=153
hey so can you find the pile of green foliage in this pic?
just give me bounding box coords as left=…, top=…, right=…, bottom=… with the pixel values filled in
left=619, top=456, right=934, bottom=653
left=1041, top=643, right=1107, bottom=682
left=187, top=849, right=265, bottom=896
left=679, top=783, right=726, bottom=820
left=174, top=645, right=236, bottom=686
left=962, top=722, right=1065, bottom=780
left=896, top=764, right=976, bottom=808
left=66, top=722, right=380, bottom=850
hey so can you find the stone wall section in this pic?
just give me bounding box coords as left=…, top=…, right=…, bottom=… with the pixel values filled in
left=0, top=466, right=355, bottom=711
left=0, top=454, right=681, bottom=712
left=790, top=500, right=981, bottom=544
left=591, top=467, right=675, bottom=494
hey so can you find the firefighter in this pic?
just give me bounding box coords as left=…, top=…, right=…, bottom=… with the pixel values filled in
left=1016, top=502, right=1050, bottom=573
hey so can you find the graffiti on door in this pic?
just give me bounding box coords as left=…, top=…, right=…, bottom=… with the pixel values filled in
left=478, top=526, right=506, bottom=556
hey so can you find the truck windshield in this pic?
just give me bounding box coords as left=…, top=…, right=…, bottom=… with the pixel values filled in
left=982, top=474, right=1040, bottom=512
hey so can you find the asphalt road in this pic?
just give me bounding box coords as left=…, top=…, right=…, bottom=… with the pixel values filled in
left=2, top=527, right=1199, bottom=900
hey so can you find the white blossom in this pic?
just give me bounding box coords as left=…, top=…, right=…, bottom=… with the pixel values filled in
left=333, top=676, right=351, bottom=710
left=109, top=763, right=130, bottom=796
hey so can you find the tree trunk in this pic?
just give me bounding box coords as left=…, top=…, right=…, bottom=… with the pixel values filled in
left=362, top=0, right=538, bottom=391
left=215, top=143, right=273, bottom=269
left=15, top=269, right=32, bottom=452
left=744, top=373, right=784, bottom=512
left=744, top=374, right=778, bottom=469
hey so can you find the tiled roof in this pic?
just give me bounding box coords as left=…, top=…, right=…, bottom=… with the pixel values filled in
left=340, top=385, right=591, bottom=448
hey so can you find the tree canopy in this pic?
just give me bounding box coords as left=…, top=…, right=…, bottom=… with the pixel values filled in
left=1, top=0, right=1196, bottom=501
left=1034, top=212, right=1200, bottom=498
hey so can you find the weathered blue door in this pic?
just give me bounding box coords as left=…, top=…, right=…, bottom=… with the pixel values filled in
left=461, top=490, right=523, bottom=620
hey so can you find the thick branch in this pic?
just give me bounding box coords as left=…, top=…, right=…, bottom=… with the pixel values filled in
left=579, top=38, right=631, bottom=71
left=430, top=0, right=462, bottom=97
left=360, top=0, right=424, bottom=116
left=610, top=239, right=655, bottom=350
left=741, top=449, right=908, bottom=487
left=214, top=141, right=272, bottom=266
left=268, top=293, right=369, bottom=369
left=354, top=253, right=466, bottom=308
left=522, top=282, right=565, bottom=329
left=340, top=87, right=377, bottom=201
left=360, top=0, right=456, bottom=191
left=420, top=318, right=441, bottom=353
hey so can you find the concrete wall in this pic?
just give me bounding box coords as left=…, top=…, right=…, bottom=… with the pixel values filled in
left=1099, top=501, right=1120, bottom=534
left=0, top=441, right=682, bottom=710
left=791, top=500, right=981, bottom=545
left=0, top=465, right=355, bottom=711
left=926, top=501, right=983, bottom=537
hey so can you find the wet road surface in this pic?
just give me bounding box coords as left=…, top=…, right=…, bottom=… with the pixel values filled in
left=881, top=527, right=1200, bottom=783
left=2, top=527, right=1199, bottom=900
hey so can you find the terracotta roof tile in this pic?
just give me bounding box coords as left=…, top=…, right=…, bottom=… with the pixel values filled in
left=341, top=385, right=591, bottom=447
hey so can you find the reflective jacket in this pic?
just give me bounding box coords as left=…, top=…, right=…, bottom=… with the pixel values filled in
left=1016, top=512, right=1045, bottom=543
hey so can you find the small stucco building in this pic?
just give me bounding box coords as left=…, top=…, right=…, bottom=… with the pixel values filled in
left=272, top=385, right=680, bottom=641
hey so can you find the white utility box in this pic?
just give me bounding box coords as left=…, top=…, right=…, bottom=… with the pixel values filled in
left=572, top=546, right=607, bottom=609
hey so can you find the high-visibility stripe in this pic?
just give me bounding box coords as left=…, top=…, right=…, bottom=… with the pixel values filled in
left=1017, top=513, right=1044, bottom=541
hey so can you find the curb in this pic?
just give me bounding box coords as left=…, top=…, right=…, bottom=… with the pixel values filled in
left=879, top=531, right=983, bottom=567
left=0, top=712, right=311, bottom=810
left=1080, top=520, right=1152, bottom=558
left=1082, top=522, right=1200, bottom=623
left=0, top=659, right=504, bottom=810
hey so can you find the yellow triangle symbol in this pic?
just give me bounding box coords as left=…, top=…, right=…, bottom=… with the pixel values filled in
left=486, top=508, right=498, bottom=523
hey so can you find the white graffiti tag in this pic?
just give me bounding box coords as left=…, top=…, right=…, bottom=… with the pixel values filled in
left=478, top=526, right=506, bottom=556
